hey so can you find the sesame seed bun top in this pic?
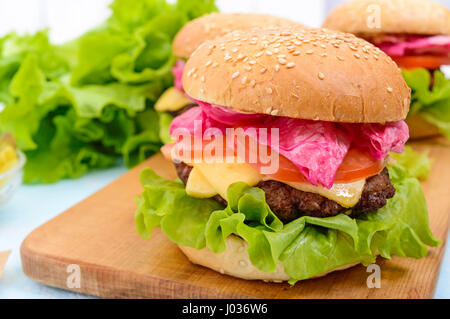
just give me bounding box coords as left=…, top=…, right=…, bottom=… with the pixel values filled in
left=322, top=0, right=450, bottom=36
left=182, top=27, right=411, bottom=123
left=173, top=13, right=304, bottom=59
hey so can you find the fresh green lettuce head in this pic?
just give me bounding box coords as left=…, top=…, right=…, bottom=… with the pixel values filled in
left=403, top=68, right=450, bottom=139
left=0, top=0, right=218, bottom=184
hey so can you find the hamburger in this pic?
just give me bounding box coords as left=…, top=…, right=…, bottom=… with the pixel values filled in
left=323, top=0, right=450, bottom=139
left=155, top=13, right=303, bottom=144
left=136, top=27, right=440, bottom=283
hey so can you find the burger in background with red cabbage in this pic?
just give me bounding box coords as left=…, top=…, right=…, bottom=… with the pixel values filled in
left=155, top=13, right=303, bottom=144
left=136, top=27, right=440, bottom=284
left=323, top=0, right=450, bottom=139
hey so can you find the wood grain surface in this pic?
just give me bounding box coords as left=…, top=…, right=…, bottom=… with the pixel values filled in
left=20, top=138, right=450, bottom=299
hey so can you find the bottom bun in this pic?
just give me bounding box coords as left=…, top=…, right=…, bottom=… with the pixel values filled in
left=406, top=114, right=441, bottom=139
left=178, top=235, right=359, bottom=283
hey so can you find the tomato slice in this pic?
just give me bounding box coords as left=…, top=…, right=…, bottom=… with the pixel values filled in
left=247, top=147, right=383, bottom=184
left=162, top=137, right=384, bottom=184
left=391, top=55, right=450, bottom=69
left=161, top=137, right=230, bottom=163
left=334, top=148, right=384, bottom=183
left=248, top=152, right=307, bottom=183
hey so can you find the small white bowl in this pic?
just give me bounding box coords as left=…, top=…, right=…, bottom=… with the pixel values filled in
left=0, top=150, right=26, bottom=206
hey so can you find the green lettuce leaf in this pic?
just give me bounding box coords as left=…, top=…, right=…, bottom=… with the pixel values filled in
left=403, top=68, right=450, bottom=138
left=390, top=146, right=431, bottom=181
left=136, top=151, right=440, bottom=284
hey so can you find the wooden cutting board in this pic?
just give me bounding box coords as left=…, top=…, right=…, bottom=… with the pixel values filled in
left=21, top=138, right=450, bottom=299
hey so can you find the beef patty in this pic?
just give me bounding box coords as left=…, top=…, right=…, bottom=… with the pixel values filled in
left=175, top=162, right=395, bottom=223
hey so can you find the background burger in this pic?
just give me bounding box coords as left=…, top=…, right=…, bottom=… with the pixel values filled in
left=155, top=13, right=303, bottom=144
left=323, top=0, right=450, bottom=139
left=136, top=27, right=439, bottom=283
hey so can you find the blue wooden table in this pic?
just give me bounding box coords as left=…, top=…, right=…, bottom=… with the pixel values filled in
left=0, top=165, right=449, bottom=299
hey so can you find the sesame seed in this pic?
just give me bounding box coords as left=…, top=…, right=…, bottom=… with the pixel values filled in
left=266, top=87, right=273, bottom=94
left=237, top=53, right=245, bottom=60
left=250, top=80, right=256, bottom=87
left=286, top=62, right=296, bottom=68
left=266, top=107, right=273, bottom=113
left=241, top=76, right=248, bottom=84
left=232, top=71, right=240, bottom=79
left=201, top=75, right=205, bottom=82
left=354, top=53, right=361, bottom=59
left=278, top=58, right=287, bottom=65
left=320, top=53, right=328, bottom=57
left=274, top=48, right=280, bottom=53
left=232, top=48, right=238, bottom=53
left=306, top=50, right=314, bottom=55
left=292, top=51, right=301, bottom=56
left=260, top=68, right=267, bottom=74
left=337, top=56, right=345, bottom=61
left=212, top=62, right=219, bottom=67
left=271, top=109, right=279, bottom=116
left=318, top=72, right=325, bottom=80
left=256, top=51, right=264, bottom=57
left=387, top=87, right=393, bottom=93
left=224, top=55, right=232, bottom=61
left=205, top=60, right=212, bottom=67
left=266, top=50, right=273, bottom=56
left=246, top=66, right=252, bottom=71
left=275, top=64, right=280, bottom=72
left=249, top=60, right=256, bottom=65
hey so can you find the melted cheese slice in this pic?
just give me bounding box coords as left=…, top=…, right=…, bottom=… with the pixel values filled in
left=154, top=87, right=193, bottom=112
left=185, top=161, right=366, bottom=207
left=283, top=180, right=366, bottom=208
left=186, top=168, right=218, bottom=198
left=187, top=161, right=261, bottom=200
